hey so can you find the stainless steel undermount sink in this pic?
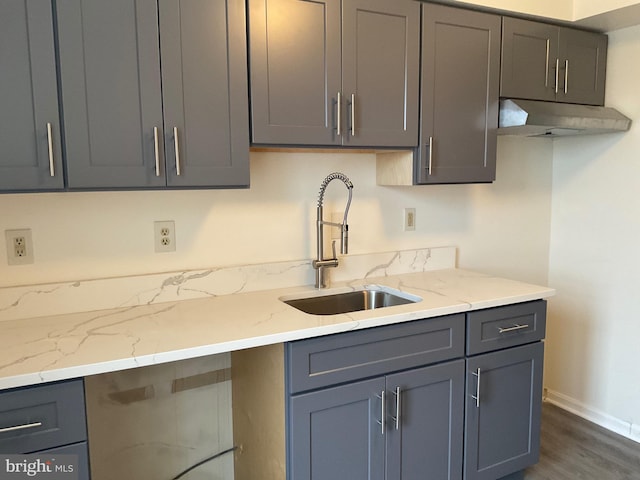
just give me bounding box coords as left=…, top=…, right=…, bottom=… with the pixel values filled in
left=281, top=286, right=421, bottom=316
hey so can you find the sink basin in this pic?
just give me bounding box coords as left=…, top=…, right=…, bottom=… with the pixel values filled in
left=282, top=286, right=421, bottom=316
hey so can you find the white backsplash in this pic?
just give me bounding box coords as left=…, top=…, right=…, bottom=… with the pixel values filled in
left=0, top=246, right=456, bottom=322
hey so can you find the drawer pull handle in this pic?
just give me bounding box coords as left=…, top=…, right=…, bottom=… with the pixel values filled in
left=471, top=368, right=481, bottom=408
left=350, top=93, right=356, bottom=137
left=173, top=127, right=181, bottom=176
left=0, top=421, right=43, bottom=434
left=336, top=92, right=342, bottom=136
left=428, top=136, right=434, bottom=175
left=392, top=386, right=401, bottom=430
left=153, top=126, right=161, bottom=177
left=46, top=123, right=55, bottom=177
left=375, top=390, right=386, bottom=435
left=498, top=324, right=530, bottom=334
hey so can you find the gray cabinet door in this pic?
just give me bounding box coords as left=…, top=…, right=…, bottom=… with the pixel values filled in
left=500, top=17, right=559, bottom=102
left=159, top=0, right=249, bottom=187
left=386, top=360, right=465, bottom=480
left=288, top=377, right=385, bottom=480
left=38, top=442, right=90, bottom=480
left=464, top=342, right=544, bottom=480
left=558, top=27, right=607, bottom=106
left=248, top=0, right=342, bottom=145
left=0, top=1, right=63, bottom=191
left=57, top=0, right=165, bottom=189
left=341, top=0, right=420, bottom=147
left=419, top=4, right=500, bottom=184
left=501, top=18, right=607, bottom=107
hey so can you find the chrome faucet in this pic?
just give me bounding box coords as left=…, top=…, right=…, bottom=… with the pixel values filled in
left=312, top=172, right=354, bottom=288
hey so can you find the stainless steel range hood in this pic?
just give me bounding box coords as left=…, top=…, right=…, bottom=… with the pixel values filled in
left=498, top=99, right=632, bottom=137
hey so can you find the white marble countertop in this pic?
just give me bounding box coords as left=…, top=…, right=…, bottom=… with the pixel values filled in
left=0, top=267, right=555, bottom=391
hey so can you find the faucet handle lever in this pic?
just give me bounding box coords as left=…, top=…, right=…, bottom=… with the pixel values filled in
left=331, top=240, right=337, bottom=260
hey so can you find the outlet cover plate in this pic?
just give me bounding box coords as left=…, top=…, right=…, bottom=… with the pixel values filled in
left=154, top=221, right=176, bottom=253
left=404, top=208, right=416, bottom=231
left=5, top=229, right=34, bottom=265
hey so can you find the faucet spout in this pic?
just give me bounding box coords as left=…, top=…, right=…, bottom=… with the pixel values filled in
left=313, top=172, right=354, bottom=288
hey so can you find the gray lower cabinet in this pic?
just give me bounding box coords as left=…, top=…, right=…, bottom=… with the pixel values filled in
left=464, top=300, right=546, bottom=480
left=286, top=315, right=466, bottom=480
left=289, top=361, right=465, bottom=480
left=501, top=17, right=607, bottom=106
left=248, top=0, right=419, bottom=147
left=57, top=0, right=249, bottom=189
left=0, top=0, right=64, bottom=191
left=417, top=4, right=500, bottom=184
left=386, top=361, right=465, bottom=480
left=286, top=300, right=547, bottom=480
left=289, top=377, right=386, bottom=480
left=0, top=379, right=90, bottom=479
left=464, top=343, right=544, bottom=480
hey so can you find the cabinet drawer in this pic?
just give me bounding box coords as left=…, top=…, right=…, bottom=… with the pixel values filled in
left=0, top=379, right=87, bottom=453
left=287, top=315, right=465, bottom=394
left=466, top=301, right=546, bottom=355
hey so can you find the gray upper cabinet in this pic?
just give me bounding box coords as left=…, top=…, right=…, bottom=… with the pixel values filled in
left=558, top=27, right=607, bottom=106
left=341, top=0, right=420, bottom=147
left=418, top=4, right=500, bottom=184
left=248, top=0, right=341, bottom=145
left=501, top=17, right=607, bottom=106
left=159, top=0, right=249, bottom=187
left=0, top=1, right=64, bottom=191
left=57, top=0, right=165, bottom=189
left=248, top=0, right=419, bottom=147
left=57, top=0, right=248, bottom=189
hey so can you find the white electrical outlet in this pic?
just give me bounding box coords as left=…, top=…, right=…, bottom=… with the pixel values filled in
left=404, top=208, right=416, bottom=231
left=154, top=221, right=176, bottom=253
left=5, top=229, right=34, bottom=265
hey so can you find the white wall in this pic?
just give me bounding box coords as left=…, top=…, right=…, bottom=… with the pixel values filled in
left=0, top=137, right=552, bottom=289
left=546, top=24, right=640, bottom=439
left=444, top=0, right=573, bottom=21
left=574, top=0, right=640, bottom=19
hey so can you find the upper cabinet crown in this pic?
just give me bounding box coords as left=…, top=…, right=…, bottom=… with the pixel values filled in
left=501, top=17, right=608, bottom=106
left=55, top=0, right=249, bottom=190
left=0, top=1, right=63, bottom=191
left=248, top=0, right=420, bottom=147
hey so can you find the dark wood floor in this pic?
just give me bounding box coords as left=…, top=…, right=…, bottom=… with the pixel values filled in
left=524, top=402, right=640, bottom=479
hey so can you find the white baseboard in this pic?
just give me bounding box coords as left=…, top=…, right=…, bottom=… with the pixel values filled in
left=544, top=389, right=640, bottom=444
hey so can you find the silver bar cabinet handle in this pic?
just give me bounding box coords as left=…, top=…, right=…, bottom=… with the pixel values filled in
left=499, top=323, right=530, bottom=334
left=376, top=390, right=386, bottom=435
left=153, top=127, right=160, bottom=177
left=564, top=59, right=569, bottom=94
left=555, top=58, right=560, bottom=94
left=350, top=93, right=356, bottom=136
left=0, top=421, right=43, bottom=434
left=173, top=127, right=181, bottom=176
left=46, top=122, right=55, bottom=177
left=336, top=92, right=342, bottom=136
left=428, top=136, right=434, bottom=175
left=393, top=386, right=401, bottom=430
left=544, top=40, right=550, bottom=87
left=471, top=368, right=481, bottom=408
